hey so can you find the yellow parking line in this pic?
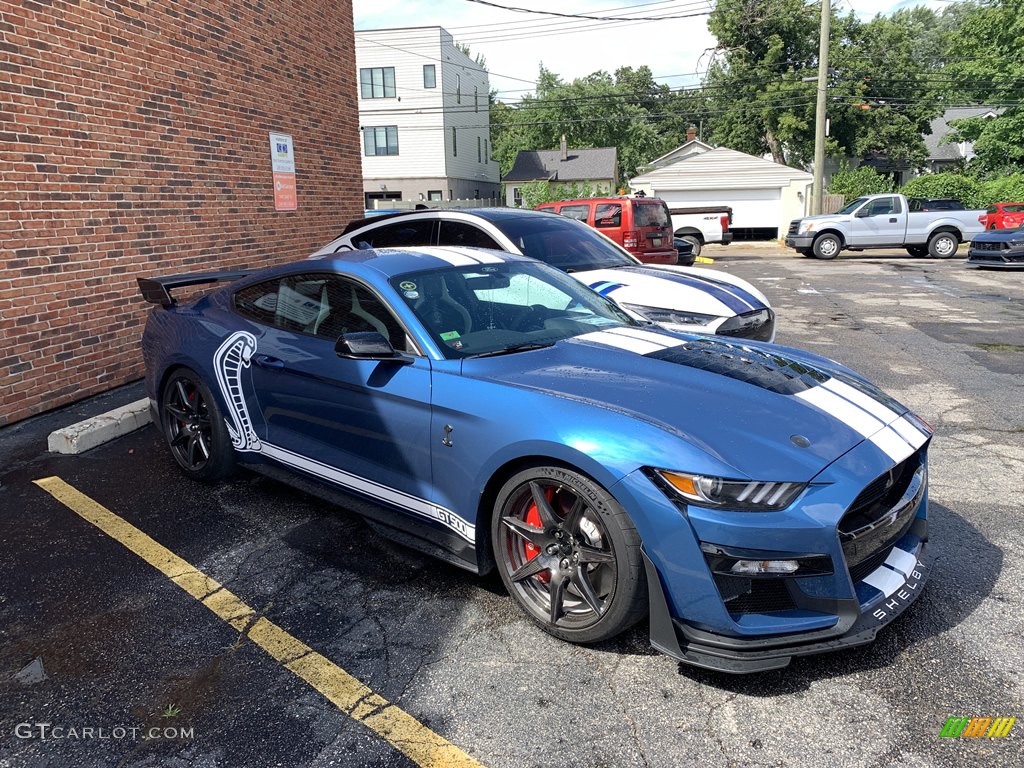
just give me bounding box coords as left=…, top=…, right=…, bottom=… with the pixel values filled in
left=33, top=476, right=483, bottom=768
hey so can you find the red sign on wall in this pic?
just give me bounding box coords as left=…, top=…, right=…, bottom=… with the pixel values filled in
left=273, top=171, right=297, bottom=211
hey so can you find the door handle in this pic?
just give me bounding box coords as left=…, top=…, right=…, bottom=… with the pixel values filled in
left=253, top=354, right=285, bottom=371
left=889, top=217, right=898, bottom=223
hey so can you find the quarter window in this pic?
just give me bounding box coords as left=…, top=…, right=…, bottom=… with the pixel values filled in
left=359, top=67, right=396, bottom=99
left=363, top=126, right=399, bottom=156
left=594, top=203, right=622, bottom=228
left=349, top=219, right=435, bottom=249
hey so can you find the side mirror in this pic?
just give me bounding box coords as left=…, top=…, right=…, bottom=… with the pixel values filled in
left=855, top=208, right=871, bottom=218
left=335, top=332, right=410, bottom=363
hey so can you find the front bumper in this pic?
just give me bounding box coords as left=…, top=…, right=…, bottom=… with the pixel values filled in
left=967, top=249, right=1024, bottom=268
left=785, top=233, right=815, bottom=249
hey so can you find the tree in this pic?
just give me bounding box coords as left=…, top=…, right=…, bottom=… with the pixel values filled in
left=827, top=163, right=892, bottom=200
left=942, top=0, right=1024, bottom=175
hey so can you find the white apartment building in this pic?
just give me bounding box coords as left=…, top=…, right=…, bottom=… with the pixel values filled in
left=355, top=26, right=501, bottom=209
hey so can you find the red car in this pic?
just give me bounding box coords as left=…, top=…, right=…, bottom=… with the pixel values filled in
left=535, top=197, right=677, bottom=264
left=980, top=202, right=1024, bottom=230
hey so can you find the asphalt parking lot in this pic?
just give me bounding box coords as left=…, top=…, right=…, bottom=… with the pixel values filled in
left=1, top=247, right=1022, bottom=767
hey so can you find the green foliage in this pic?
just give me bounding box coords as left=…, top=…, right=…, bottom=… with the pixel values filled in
left=899, top=173, right=984, bottom=208
left=827, top=164, right=892, bottom=200
left=942, top=0, right=1024, bottom=175
left=517, top=180, right=600, bottom=209
left=980, top=174, right=1024, bottom=206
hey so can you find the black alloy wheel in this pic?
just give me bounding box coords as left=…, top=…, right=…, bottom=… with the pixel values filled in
left=161, top=369, right=235, bottom=481
left=492, top=466, right=647, bottom=643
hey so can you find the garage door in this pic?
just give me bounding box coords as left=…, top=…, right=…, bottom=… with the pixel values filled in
left=656, top=188, right=782, bottom=230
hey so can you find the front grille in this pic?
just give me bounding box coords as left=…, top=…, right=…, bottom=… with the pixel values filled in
left=971, top=241, right=1006, bottom=252
left=787, top=221, right=800, bottom=236
left=715, top=575, right=797, bottom=614
left=848, top=545, right=893, bottom=584
left=840, top=450, right=924, bottom=570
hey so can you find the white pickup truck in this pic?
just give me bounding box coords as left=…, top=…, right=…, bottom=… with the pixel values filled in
left=668, top=205, right=733, bottom=257
left=785, top=193, right=986, bottom=259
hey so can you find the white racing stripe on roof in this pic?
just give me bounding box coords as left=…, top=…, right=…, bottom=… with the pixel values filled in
left=870, top=426, right=916, bottom=463
left=411, top=247, right=481, bottom=266
left=889, top=415, right=929, bottom=449
left=574, top=330, right=665, bottom=355
left=823, top=379, right=900, bottom=425
left=796, top=386, right=885, bottom=438
left=604, top=326, right=680, bottom=349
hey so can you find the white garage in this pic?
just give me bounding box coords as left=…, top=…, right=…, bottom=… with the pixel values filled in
left=630, top=144, right=813, bottom=240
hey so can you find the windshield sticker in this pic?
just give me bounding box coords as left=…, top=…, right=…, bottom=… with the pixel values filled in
left=399, top=281, right=417, bottom=291
left=440, top=331, right=461, bottom=341
left=404, top=290, right=419, bottom=299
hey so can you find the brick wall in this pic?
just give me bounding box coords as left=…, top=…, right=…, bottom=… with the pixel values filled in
left=0, top=0, right=362, bottom=426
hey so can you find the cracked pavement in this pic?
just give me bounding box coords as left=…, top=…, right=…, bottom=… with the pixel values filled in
left=0, top=247, right=1021, bottom=767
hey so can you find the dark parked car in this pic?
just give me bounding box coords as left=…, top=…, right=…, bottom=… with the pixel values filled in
left=907, top=198, right=965, bottom=212
left=673, top=237, right=695, bottom=266
left=966, top=228, right=1024, bottom=268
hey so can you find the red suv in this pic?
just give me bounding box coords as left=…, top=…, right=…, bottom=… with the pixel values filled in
left=980, top=202, right=1024, bottom=230
left=535, top=197, right=676, bottom=264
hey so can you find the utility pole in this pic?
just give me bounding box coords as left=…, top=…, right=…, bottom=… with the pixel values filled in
left=811, top=0, right=831, bottom=215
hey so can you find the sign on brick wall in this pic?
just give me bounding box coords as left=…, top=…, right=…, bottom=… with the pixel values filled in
left=269, top=132, right=297, bottom=211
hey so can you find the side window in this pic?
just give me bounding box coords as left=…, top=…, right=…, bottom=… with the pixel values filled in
left=866, top=197, right=897, bottom=216
left=536, top=205, right=556, bottom=214
left=235, top=273, right=410, bottom=349
left=351, top=220, right=435, bottom=249
left=437, top=221, right=501, bottom=250
left=594, top=203, right=622, bottom=228
left=558, top=205, right=590, bottom=222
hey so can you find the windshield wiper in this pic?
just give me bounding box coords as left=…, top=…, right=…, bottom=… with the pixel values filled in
left=470, top=341, right=555, bottom=358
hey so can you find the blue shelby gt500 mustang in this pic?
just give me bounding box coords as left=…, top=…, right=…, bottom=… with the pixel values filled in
left=139, top=246, right=931, bottom=673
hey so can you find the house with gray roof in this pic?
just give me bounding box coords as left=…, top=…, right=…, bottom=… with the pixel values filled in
left=924, top=107, right=1001, bottom=173
left=502, top=137, right=618, bottom=207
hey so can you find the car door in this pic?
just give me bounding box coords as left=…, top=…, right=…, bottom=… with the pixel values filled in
left=233, top=271, right=435, bottom=512
left=849, top=196, right=907, bottom=246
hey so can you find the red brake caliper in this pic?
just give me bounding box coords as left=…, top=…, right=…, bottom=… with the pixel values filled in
left=523, top=487, right=556, bottom=584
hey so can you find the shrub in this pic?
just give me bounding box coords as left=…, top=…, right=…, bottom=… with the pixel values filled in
left=979, top=174, right=1024, bottom=207
left=827, top=164, right=893, bottom=201
left=899, top=173, right=984, bottom=209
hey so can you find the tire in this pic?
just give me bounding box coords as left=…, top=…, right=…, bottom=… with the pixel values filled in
left=680, top=235, right=701, bottom=258
left=796, top=248, right=813, bottom=258
left=491, top=465, right=647, bottom=644
left=927, top=231, right=958, bottom=259
left=812, top=233, right=841, bottom=260
left=160, top=367, right=235, bottom=482
left=907, top=246, right=928, bottom=258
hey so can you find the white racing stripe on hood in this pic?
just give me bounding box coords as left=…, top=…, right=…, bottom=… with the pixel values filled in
left=869, top=427, right=916, bottom=463
left=890, top=415, right=929, bottom=449
left=823, top=379, right=900, bottom=424
left=603, top=326, right=682, bottom=349
left=577, top=268, right=733, bottom=317
left=796, top=386, right=885, bottom=438
left=574, top=329, right=667, bottom=355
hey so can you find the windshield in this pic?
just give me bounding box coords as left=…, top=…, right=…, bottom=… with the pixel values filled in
left=494, top=214, right=637, bottom=272
left=390, top=260, right=640, bottom=359
left=836, top=197, right=869, bottom=215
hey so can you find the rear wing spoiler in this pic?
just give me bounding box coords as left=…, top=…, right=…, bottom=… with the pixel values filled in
left=137, top=270, right=253, bottom=307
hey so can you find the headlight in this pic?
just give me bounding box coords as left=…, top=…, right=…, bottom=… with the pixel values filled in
left=620, top=303, right=718, bottom=327
left=798, top=221, right=816, bottom=234
left=655, top=469, right=807, bottom=512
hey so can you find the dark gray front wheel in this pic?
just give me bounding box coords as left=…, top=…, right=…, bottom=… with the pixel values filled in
left=160, top=368, right=235, bottom=482
left=492, top=466, right=647, bottom=644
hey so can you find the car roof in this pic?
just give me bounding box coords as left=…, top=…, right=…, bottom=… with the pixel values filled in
left=340, top=207, right=558, bottom=236
left=303, top=245, right=534, bottom=280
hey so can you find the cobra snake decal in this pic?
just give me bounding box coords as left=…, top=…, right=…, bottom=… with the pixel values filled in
left=213, top=331, right=261, bottom=451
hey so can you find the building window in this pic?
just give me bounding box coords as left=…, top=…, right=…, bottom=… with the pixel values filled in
left=448, top=188, right=453, bottom=200
left=477, top=136, right=481, bottom=162
left=456, top=74, right=461, bottom=104
left=363, top=126, right=399, bottom=156
left=484, top=139, right=488, bottom=159
left=512, top=186, right=523, bottom=207
left=427, top=190, right=443, bottom=201
left=360, top=67, right=396, bottom=99
left=452, top=127, right=457, bottom=157
left=474, top=86, right=479, bottom=112
left=474, top=189, right=480, bottom=199
left=423, top=64, right=436, bottom=89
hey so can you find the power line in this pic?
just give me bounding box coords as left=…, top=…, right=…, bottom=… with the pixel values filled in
left=461, top=0, right=715, bottom=21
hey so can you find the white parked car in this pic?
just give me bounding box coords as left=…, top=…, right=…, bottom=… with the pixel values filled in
left=313, top=209, right=775, bottom=342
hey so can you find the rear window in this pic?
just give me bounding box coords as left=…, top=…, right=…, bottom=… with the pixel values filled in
left=1003, top=204, right=1024, bottom=213
left=633, top=202, right=669, bottom=228
left=988, top=206, right=999, bottom=213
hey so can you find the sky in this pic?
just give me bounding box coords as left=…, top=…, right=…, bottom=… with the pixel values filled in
left=352, top=0, right=951, bottom=101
